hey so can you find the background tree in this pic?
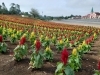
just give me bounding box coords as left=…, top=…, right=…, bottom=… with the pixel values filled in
left=30, top=8, right=40, bottom=18
left=15, top=4, right=21, bottom=15
left=1, top=2, right=8, bottom=14
left=9, top=3, right=16, bottom=14
left=0, top=5, right=2, bottom=14
left=9, top=3, right=21, bottom=15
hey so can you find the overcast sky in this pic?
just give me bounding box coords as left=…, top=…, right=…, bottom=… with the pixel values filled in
left=0, top=0, right=100, bottom=16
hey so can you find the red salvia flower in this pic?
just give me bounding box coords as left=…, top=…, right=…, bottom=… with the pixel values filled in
left=0, top=35, right=3, bottom=42
left=19, top=37, right=26, bottom=45
left=98, top=61, right=100, bottom=70
left=61, top=48, right=69, bottom=65
left=35, top=39, right=41, bottom=51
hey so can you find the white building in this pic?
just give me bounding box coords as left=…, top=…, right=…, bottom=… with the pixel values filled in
left=82, top=8, right=100, bottom=19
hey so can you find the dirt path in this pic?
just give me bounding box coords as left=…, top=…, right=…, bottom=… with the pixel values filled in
left=75, top=35, right=100, bottom=75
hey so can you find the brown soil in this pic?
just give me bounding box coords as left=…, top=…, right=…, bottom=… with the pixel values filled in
left=0, top=36, right=100, bottom=75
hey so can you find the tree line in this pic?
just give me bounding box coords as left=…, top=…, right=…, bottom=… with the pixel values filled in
left=0, top=2, right=21, bottom=15
left=0, top=2, right=41, bottom=18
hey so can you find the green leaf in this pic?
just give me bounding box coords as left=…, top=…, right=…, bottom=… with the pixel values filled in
left=58, top=73, right=64, bottom=75
left=14, top=45, right=20, bottom=51
left=55, top=62, right=64, bottom=73
left=22, top=45, right=26, bottom=50
left=1, top=43, right=7, bottom=53
left=75, top=57, right=79, bottom=63
left=64, top=66, right=74, bottom=75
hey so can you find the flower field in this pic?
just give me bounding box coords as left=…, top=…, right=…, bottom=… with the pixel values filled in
left=0, top=15, right=100, bottom=75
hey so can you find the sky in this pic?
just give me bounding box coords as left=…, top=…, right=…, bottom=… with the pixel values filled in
left=0, top=0, right=100, bottom=16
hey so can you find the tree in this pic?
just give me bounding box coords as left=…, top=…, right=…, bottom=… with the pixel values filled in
left=65, top=16, right=68, bottom=19
left=0, top=5, right=2, bottom=14
left=9, top=3, right=21, bottom=15
left=11, top=3, right=15, bottom=7
left=30, top=8, right=40, bottom=18
left=15, top=4, right=21, bottom=14
left=1, top=2, right=8, bottom=14
left=9, top=3, right=16, bottom=14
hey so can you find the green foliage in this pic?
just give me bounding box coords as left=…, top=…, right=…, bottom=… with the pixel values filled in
left=29, top=32, right=36, bottom=44
left=10, top=34, right=17, bottom=44
left=94, top=70, right=100, bottom=75
left=82, top=44, right=91, bottom=54
left=56, top=40, right=64, bottom=52
left=64, top=66, right=75, bottom=75
left=40, top=35, right=45, bottom=44
left=29, top=50, right=44, bottom=69
left=2, top=28, right=8, bottom=40
left=68, top=54, right=81, bottom=71
left=43, top=47, right=53, bottom=61
left=55, top=62, right=64, bottom=75
left=51, top=36, right=57, bottom=45
left=56, top=44, right=64, bottom=52
left=55, top=62, right=74, bottom=75
left=64, top=39, right=70, bottom=48
left=14, top=44, right=28, bottom=61
left=16, top=30, right=23, bottom=40
left=42, top=37, right=51, bottom=48
left=0, top=27, right=3, bottom=34
left=0, top=42, right=7, bottom=53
